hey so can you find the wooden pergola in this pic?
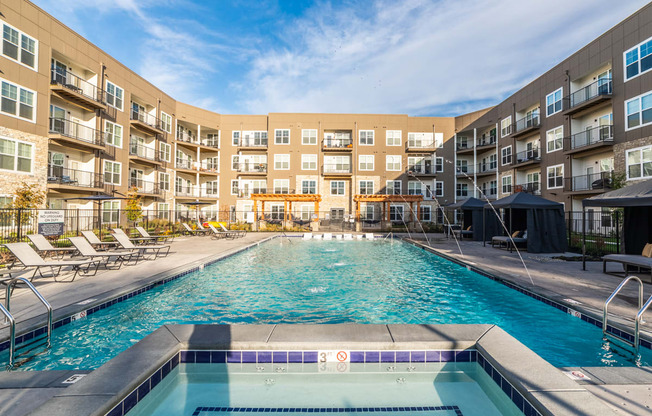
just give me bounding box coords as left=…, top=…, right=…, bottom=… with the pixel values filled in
left=353, top=194, right=424, bottom=223
left=250, top=193, right=322, bottom=222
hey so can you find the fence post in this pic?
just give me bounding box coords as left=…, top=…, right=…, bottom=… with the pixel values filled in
left=567, top=211, right=572, bottom=248
left=76, top=208, right=80, bottom=236
left=16, top=209, right=22, bottom=242
left=616, top=210, right=620, bottom=254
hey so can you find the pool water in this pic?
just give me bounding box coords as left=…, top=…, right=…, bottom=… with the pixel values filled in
left=8, top=239, right=652, bottom=370
left=128, top=362, right=522, bottom=416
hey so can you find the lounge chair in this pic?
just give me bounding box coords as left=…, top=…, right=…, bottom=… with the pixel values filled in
left=26, top=234, right=77, bottom=259
left=302, top=233, right=312, bottom=240
left=135, top=226, right=173, bottom=244
left=365, top=233, right=375, bottom=240
left=356, top=234, right=363, bottom=240
left=208, top=224, right=236, bottom=239
left=323, top=233, right=333, bottom=240
left=335, top=234, right=342, bottom=240
left=112, top=233, right=171, bottom=259
left=219, top=223, right=246, bottom=238
left=460, top=226, right=474, bottom=239
left=313, top=234, right=322, bottom=240
left=182, top=223, right=209, bottom=236
left=343, top=234, right=353, bottom=240
left=492, top=231, right=527, bottom=252
left=3, top=243, right=99, bottom=282
left=68, top=237, right=139, bottom=269
left=81, top=230, right=121, bottom=250
left=603, top=243, right=652, bottom=282
left=113, top=228, right=156, bottom=244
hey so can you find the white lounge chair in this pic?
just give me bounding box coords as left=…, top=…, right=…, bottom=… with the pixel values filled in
left=208, top=224, right=236, bottom=239
left=81, top=230, right=121, bottom=250
left=26, top=234, right=77, bottom=259
left=313, top=234, right=322, bottom=240
left=113, top=228, right=156, bottom=244
left=182, top=223, right=209, bottom=236
left=335, top=234, right=343, bottom=240
left=303, top=233, right=313, bottom=240
left=112, top=233, right=171, bottom=259
left=365, top=233, right=375, bottom=240
left=323, top=233, right=333, bottom=240
left=135, top=226, right=172, bottom=243
left=4, top=243, right=99, bottom=282
left=219, top=223, right=246, bottom=237
left=68, top=237, right=138, bottom=269
left=356, top=234, right=363, bottom=240
left=343, top=234, right=353, bottom=240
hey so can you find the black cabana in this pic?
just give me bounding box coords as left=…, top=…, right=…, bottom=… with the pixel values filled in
left=483, top=192, right=567, bottom=253
left=447, top=197, right=501, bottom=241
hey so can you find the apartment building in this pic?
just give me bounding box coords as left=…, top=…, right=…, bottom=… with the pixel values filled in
left=454, top=4, right=652, bottom=214
left=0, top=0, right=650, bottom=228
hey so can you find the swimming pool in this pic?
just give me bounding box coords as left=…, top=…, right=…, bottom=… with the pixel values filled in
left=6, top=238, right=651, bottom=370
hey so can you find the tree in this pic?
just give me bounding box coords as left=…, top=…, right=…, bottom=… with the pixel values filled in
left=125, top=187, right=142, bottom=224
left=10, top=182, right=45, bottom=228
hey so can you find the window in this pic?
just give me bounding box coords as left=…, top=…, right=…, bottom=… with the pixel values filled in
left=274, top=154, right=290, bottom=170
left=330, top=181, right=345, bottom=195
left=359, top=130, right=374, bottom=145
left=1, top=79, right=35, bottom=121
left=386, top=155, right=401, bottom=171
left=457, top=136, right=469, bottom=149
left=546, top=126, right=563, bottom=153
left=105, top=121, right=123, bottom=147
left=301, top=154, right=317, bottom=170
left=160, top=112, right=172, bottom=133
left=501, top=146, right=512, bottom=165
left=434, top=181, right=444, bottom=197
left=301, top=180, right=316, bottom=194
left=389, top=205, right=404, bottom=222
left=103, top=161, right=121, bottom=185
left=361, top=205, right=374, bottom=220
left=231, top=155, right=239, bottom=171
left=500, top=117, right=512, bottom=137
left=456, top=183, right=468, bottom=197
left=546, top=87, right=563, bottom=116
left=456, top=159, right=468, bottom=174
left=408, top=181, right=423, bottom=195
left=105, top=81, right=124, bottom=111
left=159, top=172, right=170, bottom=191
left=626, top=145, right=652, bottom=179
left=359, top=155, right=374, bottom=170
left=420, top=206, right=431, bottom=222
left=502, top=175, right=512, bottom=194
left=157, top=203, right=169, bottom=220
left=489, top=180, right=497, bottom=196
left=386, top=180, right=401, bottom=195
left=386, top=130, right=401, bottom=146
left=489, top=154, right=497, bottom=170
left=300, top=205, right=314, bottom=220
left=102, top=201, right=120, bottom=224
left=407, top=132, right=435, bottom=148
left=270, top=205, right=284, bottom=220
left=2, top=22, right=37, bottom=69
left=275, top=129, right=290, bottom=144
left=624, top=36, right=652, bottom=81
left=435, top=157, right=444, bottom=172
left=436, top=207, right=444, bottom=224
left=232, top=131, right=240, bottom=146
left=0, top=137, right=32, bottom=172
left=302, top=129, right=317, bottom=145
left=274, top=179, right=289, bottom=194
left=160, top=142, right=171, bottom=162
left=205, top=181, right=219, bottom=196
left=625, top=91, right=652, bottom=130
left=547, top=164, right=563, bottom=189
left=359, top=180, right=374, bottom=195
left=324, top=155, right=350, bottom=173
left=231, top=180, right=239, bottom=195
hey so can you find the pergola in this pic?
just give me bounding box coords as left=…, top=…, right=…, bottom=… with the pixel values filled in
left=353, top=194, right=424, bottom=223
left=250, top=193, right=322, bottom=222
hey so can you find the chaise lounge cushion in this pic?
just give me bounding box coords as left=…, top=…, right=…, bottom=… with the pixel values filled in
left=643, top=243, right=652, bottom=258
left=603, top=254, right=652, bottom=268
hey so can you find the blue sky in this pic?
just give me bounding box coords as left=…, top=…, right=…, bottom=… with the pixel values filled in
left=36, top=0, right=650, bottom=116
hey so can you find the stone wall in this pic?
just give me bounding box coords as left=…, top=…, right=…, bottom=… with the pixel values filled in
left=613, top=135, right=652, bottom=185
left=0, top=126, right=48, bottom=205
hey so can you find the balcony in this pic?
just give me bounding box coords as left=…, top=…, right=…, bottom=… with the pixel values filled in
left=455, top=165, right=473, bottom=177
left=322, top=164, right=352, bottom=175
left=239, top=137, right=268, bottom=150
left=198, top=161, right=219, bottom=175
left=565, top=125, right=614, bottom=155
left=323, top=138, right=353, bottom=151
left=49, top=117, right=106, bottom=151
left=47, top=165, right=104, bottom=191
left=456, top=142, right=474, bottom=155
left=235, top=162, right=267, bottom=175
left=564, top=171, right=614, bottom=194
left=512, top=148, right=541, bottom=168
left=476, top=135, right=497, bottom=149
left=128, top=179, right=162, bottom=196
left=564, top=79, right=612, bottom=117
left=406, top=139, right=437, bottom=152
left=406, top=165, right=436, bottom=177
left=199, top=189, right=219, bottom=198
left=129, top=140, right=164, bottom=166
left=50, top=67, right=106, bottom=111
left=514, top=182, right=541, bottom=196
left=475, top=162, right=497, bottom=177
left=200, top=136, right=220, bottom=149
left=175, top=186, right=197, bottom=198
left=177, top=131, right=198, bottom=146
left=513, top=113, right=540, bottom=139
left=130, top=109, right=165, bottom=135
left=176, top=158, right=195, bottom=172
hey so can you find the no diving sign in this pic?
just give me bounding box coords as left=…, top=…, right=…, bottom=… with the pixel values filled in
left=318, top=350, right=350, bottom=363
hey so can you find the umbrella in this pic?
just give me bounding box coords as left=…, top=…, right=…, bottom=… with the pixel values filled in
left=65, top=194, right=127, bottom=240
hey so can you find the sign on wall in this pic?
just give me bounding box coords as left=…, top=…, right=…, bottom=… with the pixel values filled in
left=37, top=210, right=65, bottom=236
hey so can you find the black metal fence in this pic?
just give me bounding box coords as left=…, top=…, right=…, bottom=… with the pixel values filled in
left=566, top=210, right=622, bottom=256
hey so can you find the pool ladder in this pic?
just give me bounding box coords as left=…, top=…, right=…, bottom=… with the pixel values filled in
left=602, top=276, right=652, bottom=353
left=0, top=277, right=53, bottom=368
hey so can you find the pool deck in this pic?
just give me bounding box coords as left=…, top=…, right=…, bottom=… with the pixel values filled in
left=0, top=232, right=650, bottom=415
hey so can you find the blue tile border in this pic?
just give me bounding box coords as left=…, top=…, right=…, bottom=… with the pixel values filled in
left=192, top=406, right=463, bottom=415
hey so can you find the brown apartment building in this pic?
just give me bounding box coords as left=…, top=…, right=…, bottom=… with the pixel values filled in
left=0, top=0, right=650, bottom=229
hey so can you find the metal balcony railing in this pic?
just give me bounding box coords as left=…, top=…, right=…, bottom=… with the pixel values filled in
left=407, top=165, right=435, bottom=175
left=565, top=171, right=613, bottom=192
left=50, top=67, right=104, bottom=104
left=456, top=165, right=473, bottom=175
left=128, top=179, right=161, bottom=195
left=322, top=164, right=352, bottom=174
left=475, top=162, right=497, bottom=174
left=568, top=125, right=613, bottom=150
left=515, top=112, right=540, bottom=133
left=47, top=165, right=103, bottom=188
left=129, top=140, right=162, bottom=162
left=235, top=162, right=267, bottom=173
left=176, top=158, right=194, bottom=170
left=177, top=131, right=197, bottom=144
left=130, top=109, right=164, bottom=131
left=456, top=142, right=473, bottom=151
left=406, top=139, right=437, bottom=149
left=201, top=136, right=220, bottom=148
left=198, top=161, right=219, bottom=173
left=323, top=138, right=353, bottom=149
left=199, top=188, right=219, bottom=198
left=49, top=117, right=105, bottom=146
left=568, top=79, right=612, bottom=109
left=237, top=189, right=267, bottom=198
left=513, top=148, right=541, bottom=164
left=239, top=138, right=268, bottom=148
left=514, top=182, right=541, bottom=195
left=174, top=186, right=197, bottom=197
left=477, top=136, right=497, bottom=147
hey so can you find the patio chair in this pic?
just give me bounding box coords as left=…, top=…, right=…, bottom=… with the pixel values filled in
left=491, top=230, right=527, bottom=252
left=26, top=234, right=77, bottom=259
left=182, top=222, right=209, bottom=236
left=3, top=243, right=99, bottom=282
left=113, top=228, right=156, bottom=244
left=208, top=224, right=236, bottom=239
left=219, top=223, right=246, bottom=238
left=68, top=237, right=139, bottom=269
left=135, top=226, right=173, bottom=244
left=112, top=233, right=171, bottom=259
left=81, top=230, right=121, bottom=251
left=603, top=243, right=652, bottom=282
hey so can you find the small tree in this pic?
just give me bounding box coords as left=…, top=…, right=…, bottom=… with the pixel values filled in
left=610, top=171, right=627, bottom=190
left=125, top=187, right=142, bottom=225
left=11, top=182, right=45, bottom=227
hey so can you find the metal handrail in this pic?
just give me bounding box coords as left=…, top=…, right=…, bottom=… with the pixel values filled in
left=4, top=277, right=53, bottom=367
left=635, top=295, right=652, bottom=352
left=603, top=276, right=644, bottom=349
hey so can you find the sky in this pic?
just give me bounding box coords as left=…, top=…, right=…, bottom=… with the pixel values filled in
left=35, top=0, right=650, bottom=117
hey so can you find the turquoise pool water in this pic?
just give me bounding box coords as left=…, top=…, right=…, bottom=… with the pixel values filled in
left=9, top=239, right=652, bottom=370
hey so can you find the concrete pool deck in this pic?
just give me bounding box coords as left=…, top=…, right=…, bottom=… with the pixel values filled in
left=0, top=232, right=650, bottom=415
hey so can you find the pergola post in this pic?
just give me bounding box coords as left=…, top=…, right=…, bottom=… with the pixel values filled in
left=283, top=200, right=288, bottom=228
left=253, top=201, right=258, bottom=231
left=261, top=201, right=265, bottom=221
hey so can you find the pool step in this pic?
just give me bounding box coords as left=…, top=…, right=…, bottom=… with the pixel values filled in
left=10, top=334, right=51, bottom=368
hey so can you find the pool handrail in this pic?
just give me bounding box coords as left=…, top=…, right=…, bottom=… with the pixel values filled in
left=635, top=294, right=652, bottom=353
left=603, top=275, right=644, bottom=350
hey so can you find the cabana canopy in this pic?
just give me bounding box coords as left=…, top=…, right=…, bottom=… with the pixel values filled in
left=447, top=197, right=500, bottom=241
left=484, top=192, right=567, bottom=253
left=582, top=178, right=652, bottom=207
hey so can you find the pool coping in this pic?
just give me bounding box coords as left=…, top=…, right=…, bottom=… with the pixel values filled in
left=402, top=239, right=652, bottom=352
left=27, top=324, right=617, bottom=416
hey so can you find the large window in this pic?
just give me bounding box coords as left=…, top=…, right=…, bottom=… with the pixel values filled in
left=359, top=130, right=374, bottom=145
left=2, top=22, right=37, bottom=69
left=231, top=180, right=239, bottom=195
left=435, top=157, right=444, bottom=172
left=359, top=155, right=374, bottom=170
left=625, top=91, right=652, bottom=130
left=386, top=180, right=401, bottom=195
left=361, top=205, right=374, bottom=220
left=1, top=79, right=35, bottom=122
left=546, top=87, right=563, bottom=116
left=434, top=181, right=444, bottom=197
left=500, top=117, right=512, bottom=137
left=546, top=126, right=563, bottom=153
left=301, top=154, right=317, bottom=170
left=105, top=121, right=123, bottom=147
left=275, top=129, right=290, bottom=144
left=274, top=154, right=290, bottom=170
left=274, top=179, right=290, bottom=194
left=359, top=180, right=374, bottom=195
left=159, top=172, right=170, bottom=191
left=232, top=131, right=240, bottom=146
left=547, top=164, right=563, bottom=189
left=386, top=130, right=401, bottom=146
left=456, top=183, right=468, bottom=197
left=389, top=205, right=404, bottom=221
left=301, top=180, right=316, bottom=194
left=502, top=175, right=512, bottom=194
left=386, top=155, right=401, bottom=171
left=302, top=129, right=317, bottom=145
left=330, top=181, right=345, bottom=195
left=624, top=36, right=652, bottom=81
left=0, top=137, right=32, bottom=172
left=102, top=201, right=120, bottom=224
left=501, top=146, right=512, bottom=165
left=103, top=161, right=121, bottom=185
left=408, top=181, right=423, bottom=195
left=626, top=145, right=652, bottom=179
left=420, top=206, right=431, bottom=222
left=160, top=142, right=171, bottom=162
left=160, top=112, right=172, bottom=133
left=105, top=81, right=124, bottom=111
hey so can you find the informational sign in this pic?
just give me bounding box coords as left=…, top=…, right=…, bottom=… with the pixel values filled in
left=37, top=210, right=65, bottom=236
left=318, top=350, right=350, bottom=363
